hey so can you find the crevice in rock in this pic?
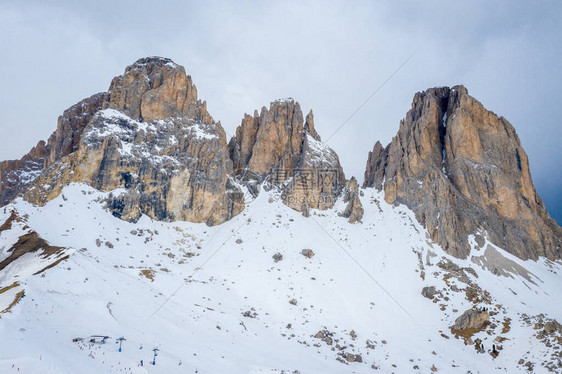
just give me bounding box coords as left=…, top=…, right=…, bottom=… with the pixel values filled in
left=438, top=95, right=450, bottom=175
left=515, top=149, right=522, bottom=172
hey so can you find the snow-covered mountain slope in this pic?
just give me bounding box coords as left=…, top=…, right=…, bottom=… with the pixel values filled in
left=1, top=183, right=560, bottom=373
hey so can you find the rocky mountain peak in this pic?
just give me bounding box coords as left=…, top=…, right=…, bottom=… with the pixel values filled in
left=0, top=57, right=220, bottom=208
left=230, top=98, right=304, bottom=176
left=229, top=98, right=351, bottom=215
left=0, top=58, right=242, bottom=226
left=364, top=85, right=561, bottom=261
left=304, top=109, right=320, bottom=141
left=126, top=56, right=179, bottom=69
left=107, top=56, right=212, bottom=123
left=3, top=58, right=558, bottom=259
left=1, top=58, right=360, bottom=226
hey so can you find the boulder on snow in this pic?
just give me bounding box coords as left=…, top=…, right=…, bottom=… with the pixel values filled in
left=272, top=253, right=283, bottom=263
left=242, top=310, right=257, bottom=318
left=421, top=286, right=438, bottom=299
left=345, top=353, right=362, bottom=363
left=543, top=320, right=562, bottom=334
left=452, top=308, right=489, bottom=332
left=314, top=330, right=334, bottom=345
left=301, top=249, right=315, bottom=258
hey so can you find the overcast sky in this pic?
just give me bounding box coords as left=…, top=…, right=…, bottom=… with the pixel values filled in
left=0, top=0, right=560, bottom=222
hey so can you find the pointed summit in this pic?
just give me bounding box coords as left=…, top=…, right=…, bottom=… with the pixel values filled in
left=107, top=56, right=212, bottom=122
left=0, top=57, right=242, bottom=225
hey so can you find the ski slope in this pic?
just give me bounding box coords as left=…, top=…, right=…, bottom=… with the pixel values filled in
left=0, top=183, right=561, bottom=373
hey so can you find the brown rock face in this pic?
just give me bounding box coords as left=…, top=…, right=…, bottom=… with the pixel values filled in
left=364, top=86, right=561, bottom=260
left=19, top=57, right=243, bottom=225
left=0, top=57, right=217, bottom=207
left=48, top=92, right=108, bottom=164
left=363, top=141, right=388, bottom=190
left=24, top=110, right=242, bottom=225
left=341, top=177, right=364, bottom=223
left=452, top=308, right=490, bottom=332
left=230, top=99, right=305, bottom=176
left=228, top=99, right=345, bottom=212
left=0, top=140, right=49, bottom=205
left=0, top=93, right=108, bottom=207
left=107, top=57, right=212, bottom=123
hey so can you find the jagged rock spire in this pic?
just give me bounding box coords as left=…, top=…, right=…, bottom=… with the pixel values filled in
left=228, top=98, right=349, bottom=214
left=363, top=141, right=388, bottom=191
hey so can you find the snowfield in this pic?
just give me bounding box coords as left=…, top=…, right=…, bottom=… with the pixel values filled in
left=0, top=183, right=561, bottom=373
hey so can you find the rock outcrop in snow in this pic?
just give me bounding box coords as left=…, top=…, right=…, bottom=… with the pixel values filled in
left=0, top=211, right=70, bottom=285
left=452, top=308, right=490, bottom=332
left=364, top=86, right=561, bottom=261
left=341, top=177, right=364, bottom=223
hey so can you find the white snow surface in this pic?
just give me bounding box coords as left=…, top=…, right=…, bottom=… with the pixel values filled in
left=303, top=135, right=339, bottom=166
left=81, top=109, right=218, bottom=166
left=0, top=183, right=560, bottom=373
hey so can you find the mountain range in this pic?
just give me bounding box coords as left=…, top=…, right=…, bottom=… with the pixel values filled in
left=0, top=57, right=560, bottom=373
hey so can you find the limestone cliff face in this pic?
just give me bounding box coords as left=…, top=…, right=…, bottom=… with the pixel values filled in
left=363, top=141, right=388, bottom=191
left=228, top=99, right=347, bottom=213
left=48, top=92, right=109, bottom=164
left=364, top=86, right=561, bottom=260
left=106, top=57, right=212, bottom=123
left=230, top=99, right=306, bottom=176
left=2, top=57, right=355, bottom=224
left=0, top=141, right=50, bottom=206
left=0, top=93, right=107, bottom=207
left=21, top=57, right=243, bottom=225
